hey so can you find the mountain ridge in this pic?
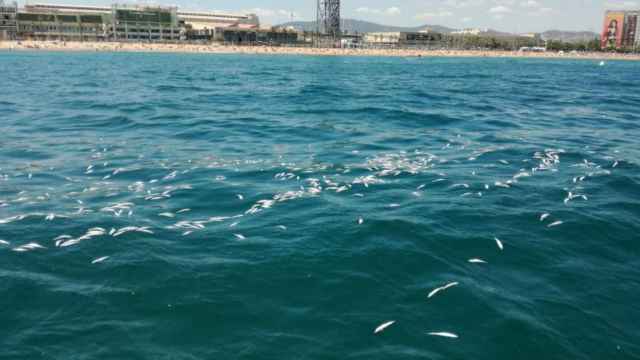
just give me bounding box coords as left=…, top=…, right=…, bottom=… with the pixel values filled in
left=277, top=19, right=599, bottom=42
left=278, top=19, right=455, bottom=34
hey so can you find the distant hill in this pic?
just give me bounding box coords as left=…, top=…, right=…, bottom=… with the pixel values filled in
left=278, top=19, right=600, bottom=43
left=278, top=19, right=455, bottom=34
left=541, top=30, right=600, bottom=42
left=477, top=29, right=516, bottom=37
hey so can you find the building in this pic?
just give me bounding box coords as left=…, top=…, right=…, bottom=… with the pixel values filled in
left=214, top=27, right=299, bottom=45
left=17, top=7, right=107, bottom=41
left=364, top=31, right=443, bottom=47
left=401, top=32, right=443, bottom=46
left=109, top=5, right=181, bottom=41
left=12, top=3, right=260, bottom=42
left=181, top=11, right=259, bottom=42
left=0, top=0, right=17, bottom=40
left=451, top=28, right=489, bottom=36
left=602, top=10, right=640, bottom=49
left=364, top=32, right=401, bottom=44
left=179, top=10, right=258, bottom=31
left=623, top=11, right=639, bottom=47
left=16, top=4, right=181, bottom=41
left=637, top=16, right=640, bottom=46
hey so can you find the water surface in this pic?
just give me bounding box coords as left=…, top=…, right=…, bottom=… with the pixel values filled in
left=1, top=52, right=639, bottom=359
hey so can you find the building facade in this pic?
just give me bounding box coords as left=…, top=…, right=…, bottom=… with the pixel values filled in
left=181, top=10, right=259, bottom=42
left=0, top=1, right=17, bottom=40
left=214, top=27, right=299, bottom=45
left=623, top=11, right=639, bottom=47
left=11, top=3, right=260, bottom=42
left=16, top=12, right=106, bottom=41
left=179, top=10, right=258, bottom=31
left=110, top=5, right=181, bottom=41
left=602, top=10, right=640, bottom=49
left=363, top=31, right=443, bottom=47
left=364, top=32, right=401, bottom=44
left=637, top=15, right=640, bottom=46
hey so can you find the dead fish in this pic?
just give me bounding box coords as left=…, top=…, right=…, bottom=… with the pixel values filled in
left=468, top=258, right=487, bottom=264
left=494, top=237, right=504, bottom=251
left=91, top=256, right=109, bottom=264
left=374, top=321, right=395, bottom=334
left=450, top=183, right=470, bottom=189
left=428, top=282, right=459, bottom=299
left=548, top=221, right=563, bottom=228
left=427, top=332, right=458, bottom=339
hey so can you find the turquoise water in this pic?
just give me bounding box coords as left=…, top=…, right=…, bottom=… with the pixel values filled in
left=1, top=52, right=639, bottom=359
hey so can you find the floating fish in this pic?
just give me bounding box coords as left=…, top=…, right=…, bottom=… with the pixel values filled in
left=450, top=183, right=470, bottom=189
left=358, top=217, right=364, bottom=225
left=540, top=213, right=550, bottom=222
left=494, top=181, right=510, bottom=188
left=468, top=258, right=487, bottom=264
left=548, top=221, right=564, bottom=228
left=494, top=237, right=504, bottom=251
left=113, top=227, right=153, bottom=237
left=428, top=282, right=459, bottom=299
left=92, top=256, right=109, bottom=264
left=427, top=332, right=458, bottom=339
left=374, top=321, right=395, bottom=334
left=13, top=242, right=46, bottom=252
left=234, top=234, right=246, bottom=240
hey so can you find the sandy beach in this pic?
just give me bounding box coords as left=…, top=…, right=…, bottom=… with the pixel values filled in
left=1, top=40, right=639, bottom=61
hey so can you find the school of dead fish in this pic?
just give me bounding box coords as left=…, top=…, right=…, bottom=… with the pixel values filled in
left=0, top=137, right=627, bottom=342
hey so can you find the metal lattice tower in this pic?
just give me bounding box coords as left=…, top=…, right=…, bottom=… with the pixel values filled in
left=316, top=0, right=341, bottom=39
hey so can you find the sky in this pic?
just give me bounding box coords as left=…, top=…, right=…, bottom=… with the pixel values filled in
left=16, top=0, right=640, bottom=33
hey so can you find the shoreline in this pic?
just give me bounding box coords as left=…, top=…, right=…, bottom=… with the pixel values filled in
left=1, top=41, right=639, bottom=61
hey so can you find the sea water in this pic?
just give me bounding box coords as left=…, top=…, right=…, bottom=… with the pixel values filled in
left=1, top=52, right=639, bottom=359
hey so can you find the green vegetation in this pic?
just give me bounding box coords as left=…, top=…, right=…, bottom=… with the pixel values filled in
left=443, top=34, right=602, bottom=52
left=545, top=38, right=601, bottom=52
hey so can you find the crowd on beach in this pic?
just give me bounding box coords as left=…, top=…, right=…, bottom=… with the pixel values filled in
left=1, top=40, right=639, bottom=61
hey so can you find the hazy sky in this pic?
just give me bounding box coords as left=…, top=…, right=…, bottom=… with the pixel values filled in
left=17, top=0, right=640, bottom=32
